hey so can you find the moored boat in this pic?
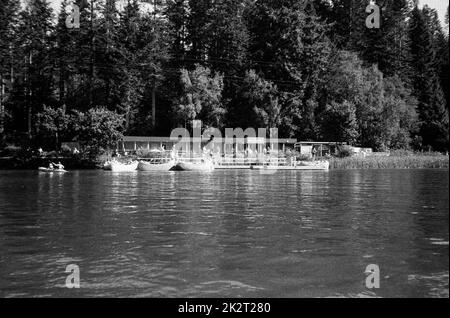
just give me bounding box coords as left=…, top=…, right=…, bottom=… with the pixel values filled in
left=171, top=160, right=215, bottom=172
left=137, top=160, right=175, bottom=171
left=109, top=161, right=138, bottom=172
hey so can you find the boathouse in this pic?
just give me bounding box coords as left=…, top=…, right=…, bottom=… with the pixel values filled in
left=118, top=136, right=297, bottom=156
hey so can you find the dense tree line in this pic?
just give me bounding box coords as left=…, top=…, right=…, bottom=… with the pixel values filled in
left=0, top=0, right=448, bottom=152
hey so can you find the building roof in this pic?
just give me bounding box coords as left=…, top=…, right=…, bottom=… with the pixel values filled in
left=123, top=136, right=298, bottom=144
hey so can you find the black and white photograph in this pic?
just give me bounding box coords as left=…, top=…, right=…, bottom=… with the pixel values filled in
left=0, top=0, right=448, bottom=301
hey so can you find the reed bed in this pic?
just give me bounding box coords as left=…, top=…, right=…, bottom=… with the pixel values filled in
left=330, top=155, right=449, bottom=170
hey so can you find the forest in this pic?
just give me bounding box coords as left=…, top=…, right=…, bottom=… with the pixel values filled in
left=0, top=0, right=448, bottom=153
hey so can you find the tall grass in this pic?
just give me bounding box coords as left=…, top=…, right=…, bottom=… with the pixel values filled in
left=330, top=155, right=449, bottom=169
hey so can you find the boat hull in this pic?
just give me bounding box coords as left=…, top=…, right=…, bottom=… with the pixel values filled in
left=171, top=161, right=215, bottom=172
left=38, top=167, right=67, bottom=173
left=110, top=162, right=138, bottom=172
left=137, top=161, right=175, bottom=171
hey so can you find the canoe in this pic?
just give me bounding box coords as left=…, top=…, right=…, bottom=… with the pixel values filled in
left=171, top=161, right=215, bottom=172
left=38, top=167, right=67, bottom=173
left=109, top=161, right=138, bottom=172
left=137, top=160, right=175, bottom=171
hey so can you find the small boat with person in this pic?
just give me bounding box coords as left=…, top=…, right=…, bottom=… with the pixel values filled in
left=38, top=167, right=68, bottom=173
left=38, top=161, right=67, bottom=173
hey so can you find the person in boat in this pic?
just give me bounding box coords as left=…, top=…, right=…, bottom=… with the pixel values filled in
left=54, top=161, right=65, bottom=170
left=48, top=162, right=55, bottom=170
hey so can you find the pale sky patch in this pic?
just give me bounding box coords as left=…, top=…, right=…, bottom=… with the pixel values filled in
left=31, top=0, right=450, bottom=28
left=421, top=0, right=448, bottom=27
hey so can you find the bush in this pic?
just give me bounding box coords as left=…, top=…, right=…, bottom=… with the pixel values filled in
left=337, top=145, right=355, bottom=158
left=36, top=106, right=70, bottom=150
left=60, top=144, right=73, bottom=156
left=72, top=107, right=125, bottom=156
left=389, top=149, right=446, bottom=157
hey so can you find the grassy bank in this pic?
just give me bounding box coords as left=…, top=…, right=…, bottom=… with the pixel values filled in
left=329, top=155, right=449, bottom=170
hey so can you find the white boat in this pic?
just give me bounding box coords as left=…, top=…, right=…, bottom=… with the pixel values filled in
left=171, top=160, right=215, bottom=172
left=109, top=161, right=138, bottom=172
left=137, top=160, right=175, bottom=171
left=251, top=160, right=330, bottom=171
left=38, top=167, right=67, bottom=173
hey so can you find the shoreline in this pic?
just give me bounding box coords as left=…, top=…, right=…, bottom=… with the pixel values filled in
left=1, top=155, right=448, bottom=170
left=0, top=156, right=99, bottom=170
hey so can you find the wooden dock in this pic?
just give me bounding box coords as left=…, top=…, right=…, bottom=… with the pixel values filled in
left=134, top=155, right=330, bottom=171
left=214, top=157, right=330, bottom=171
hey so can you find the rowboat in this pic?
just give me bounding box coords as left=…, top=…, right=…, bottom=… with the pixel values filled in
left=38, top=167, right=67, bottom=173
left=171, top=160, right=215, bottom=172
left=137, top=160, right=175, bottom=171
left=109, top=161, right=139, bottom=172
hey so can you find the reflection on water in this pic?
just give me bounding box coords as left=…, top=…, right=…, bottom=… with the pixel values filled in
left=0, top=169, right=448, bottom=297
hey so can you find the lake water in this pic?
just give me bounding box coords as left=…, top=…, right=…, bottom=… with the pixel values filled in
left=0, top=169, right=448, bottom=298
